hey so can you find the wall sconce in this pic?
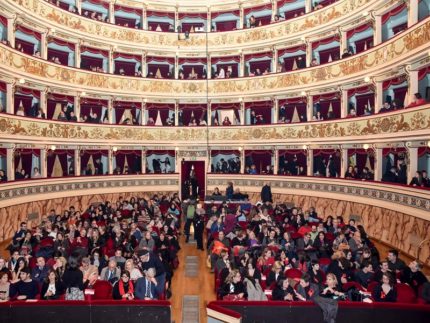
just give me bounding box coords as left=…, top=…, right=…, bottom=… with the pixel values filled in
left=50, top=145, right=56, bottom=151
left=18, top=78, right=25, bottom=84
left=81, top=91, right=86, bottom=96
left=363, top=144, right=369, bottom=150
left=300, top=91, right=306, bottom=96
left=238, top=147, right=243, bottom=151
left=112, top=146, right=118, bottom=152
left=364, top=76, right=371, bottom=83
left=302, top=144, right=308, bottom=150
left=427, top=141, right=430, bottom=148
left=175, top=147, right=179, bottom=151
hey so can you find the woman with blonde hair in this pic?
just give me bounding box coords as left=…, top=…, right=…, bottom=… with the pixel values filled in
left=124, top=259, right=143, bottom=281
left=219, top=269, right=247, bottom=300
left=314, top=273, right=345, bottom=323
left=266, top=260, right=285, bottom=287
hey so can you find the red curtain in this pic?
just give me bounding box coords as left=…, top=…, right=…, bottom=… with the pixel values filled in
left=147, top=104, right=173, bottom=126
left=181, top=65, right=205, bottom=79
left=178, top=12, right=207, bottom=19
left=47, top=94, right=74, bottom=119
left=244, top=3, right=272, bottom=15
left=47, top=48, right=69, bottom=66
left=313, top=93, right=341, bottom=119
left=113, top=52, right=141, bottom=61
left=355, top=93, right=375, bottom=116
left=319, top=47, right=340, bottom=64
left=392, top=23, right=407, bottom=35
left=14, top=94, right=33, bottom=115
left=179, top=104, right=207, bottom=125
left=0, top=81, right=6, bottom=92
left=47, top=150, right=72, bottom=177
left=181, top=161, right=205, bottom=198
left=383, top=76, right=406, bottom=90
left=15, top=149, right=40, bottom=176
left=114, top=150, right=141, bottom=174
left=15, top=38, right=35, bottom=55
left=148, top=21, right=171, bottom=31
left=355, top=36, right=373, bottom=53
left=49, top=38, right=75, bottom=51
left=382, top=3, right=407, bottom=24
left=282, top=7, right=305, bottom=20
left=80, top=150, right=108, bottom=174
left=215, top=63, right=239, bottom=78
left=0, top=148, right=6, bottom=156
left=114, top=4, right=142, bottom=16
left=84, top=0, right=109, bottom=9
left=418, top=66, right=430, bottom=80
left=211, top=10, right=240, bottom=20
left=16, top=25, right=41, bottom=40
left=278, top=99, right=307, bottom=122
left=418, top=147, right=430, bottom=157
left=114, top=61, right=136, bottom=76
left=244, top=150, right=272, bottom=173
left=81, top=55, right=103, bottom=70
left=393, top=87, right=408, bottom=107
left=0, top=15, right=7, bottom=27
left=313, top=149, right=340, bottom=176
left=215, top=20, right=238, bottom=32
left=181, top=22, right=204, bottom=33
left=147, top=64, right=171, bottom=78
left=114, top=101, right=141, bottom=124
left=312, top=35, right=340, bottom=49
left=278, top=150, right=307, bottom=171
left=348, top=149, right=374, bottom=171
left=115, top=16, right=136, bottom=27
left=211, top=150, right=240, bottom=157
left=211, top=56, right=240, bottom=65
left=146, top=11, right=175, bottom=19
left=283, top=55, right=306, bottom=71
left=245, top=101, right=272, bottom=124
left=347, top=23, right=372, bottom=38
left=81, top=46, right=108, bottom=57
left=249, top=60, right=271, bottom=74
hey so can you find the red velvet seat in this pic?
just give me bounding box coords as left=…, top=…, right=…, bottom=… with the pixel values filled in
left=342, top=281, right=365, bottom=292
left=285, top=268, right=303, bottom=281
left=396, top=283, right=416, bottom=304
left=318, top=258, right=331, bottom=266
left=93, top=280, right=113, bottom=300
left=367, top=281, right=378, bottom=294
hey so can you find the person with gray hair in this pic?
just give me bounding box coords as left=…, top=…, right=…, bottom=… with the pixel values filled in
left=100, top=259, right=121, bottom=285
left=134, top=267, right=158, bottom=300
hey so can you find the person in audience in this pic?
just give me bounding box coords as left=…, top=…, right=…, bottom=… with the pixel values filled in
left=372, top=272, right=397, bottom=302
left=31, top=256, right=49, bottom=284
left=113, top=270, right=135, bottom=300
left=296, top=273, right=319, bottom=301
left=220, top=269, right=247, bottom=300
left=40, top=269, right=63, bottom=300
left=249, top=15, right=257, bottom=28
left=407, top=93, right=426, bottom=107
left=387, top=249, right=406, bottom=274
left=62, top=255, right=84, bottom=300
left=134, top=267, right=158, bottom=300
left=379, top=102, right=392, bottom=113
left=266, top=261, right=285, bottom=288
left=11, top=257, right=27, bottom=282
left=137, top=249, right=166, bottom=295
left=354, top=261, right=374, bottom=289
left=80, top=257, right=98, bottom=287
left=400, top=260, right=428, bottom=295
left=272, top=278, right=295, bottom=301
left=409, top=171, right=424, bottom=187
left=100, top=259, right=121, bottom=285
left=10, top=267, right=39, bottom=300
left=0, top=272, right=10, bottom=301
left=124, top=259, right=143, bottom=282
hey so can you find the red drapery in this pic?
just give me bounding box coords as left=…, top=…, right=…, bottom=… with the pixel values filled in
left=211, top=150, right=240, bottom=157
left=245, top=101, right=273, bottom=124
left=215, top=63, right=239, bottom=78
left=15, top=149, right=40, bottom=176
left=283, top=55, right=306, bottom=71
left=114, top=4, right=142, bottom=16
left=148, top=21, right=171, bottom=32
left=0, top=15, right=7, bottom=27
left=245, top=52, right=272, bottom=61
left=47, top=93, right=74, bottom=119
left=146, top=10, right=175, bottom=19
left=313, top=93, right=341, bottom=119
left=211, top=56, right=240, bottom=65
left=47, top=150, right=73, bottom=177
left=147, top=56, right=175, bottom=65
left=147, top=103, right=174, bottom=125
left=81, top=55, right=103, bottom=70
left=0, top=81, right=6, bottom=92
left=355, top=93, right=375, bottom=116
left=16, top=87, right=40, bottom=98
left=113, top=52, right=141, bottom=61
left=47, top=48, right=69, bottom=66
left=318, top=47, right=340, bottom=64
left=283, top=7, right=305, bottom=20
left=215, top=20, right=238, bottom=31
left=312, top=35, right=340, bottom=49
left=393, top=87, right=408, bottom=106
left=14, top=94, right=33, bottom=115
left=382, top=3, right=407, bottom=24
left=80, top=150, right=108, bottom=174
left=178, top=12, right=207, bottom=20
left=382, top=147, right=407, bottom=157
left=81, top=46, right=108, bottom=57
left=244, top=150, right=272, bottom=173
left=244, top=3, right=272, bottom=15
left=114, top=61, right=136, bottom=76
left=346, top=23, right=372, bottom=38
left=355, top=36, right=373, bottom=53
left=347, top=149, right=374, bottom=171
left=0, top=148, right=6, bottom=156
left=211, top=10, right=240, bottom=20
left=382, top=76, right=407, bottom=90
left=278, top=45, right=307, bottom=57
left=15, top=39, right=36, bottom=55
left=418, top=147, right=430, bottom=157
left=313, top=149, right=340, bottom=176
left=114, top=102, right=140, bottom=124
left=211, top=103, right=240, bottom=124
left=146, top=150, right=175, bottom=157
left=16, top=25, right=41, bottom=40
left=392, top=23, right=407, bottom=35
left=84, top=0, right=109, bottom=9
left=147, top=64, right=172, bottom=78
left=80, top=98, right=107, bottom=121
left=278, top=150, right=307, bottom=171
left=114, top=150, right=141, bottom=174
left=418, top=66, right=430, bottom=80
left=115, top=16, right=136, bottom=27
left=49, top=37, right=75, bottom=51
left=278, top=98, right=307, bottom=122
left=179, top=104, right=207, bottom=125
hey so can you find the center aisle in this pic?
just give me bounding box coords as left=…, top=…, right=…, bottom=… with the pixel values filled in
left=170, top=231, right=215, bottom=323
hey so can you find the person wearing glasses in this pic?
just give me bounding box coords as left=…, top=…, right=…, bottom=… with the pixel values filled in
left=113, top=271, right=135, bottom=300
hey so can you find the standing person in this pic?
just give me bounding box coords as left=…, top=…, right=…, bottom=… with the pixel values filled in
left=226, top=182, right=234, bottom=200
left=184, top=201, right=196, bottom=243
left=194, top=206, right=205, bottom=251
left=137, top=250, right=166, bottom=296
left=62, top=255, right=84, bottom=300
left=189, top=166, right=198, bottom=199
left=260, top=182, right=272, bottom=203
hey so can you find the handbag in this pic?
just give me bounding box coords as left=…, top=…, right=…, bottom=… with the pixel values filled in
left=65, top=287, right=84, bottom=300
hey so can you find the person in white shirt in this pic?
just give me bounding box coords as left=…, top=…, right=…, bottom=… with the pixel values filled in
left=32, top=167, right=41, bottom=178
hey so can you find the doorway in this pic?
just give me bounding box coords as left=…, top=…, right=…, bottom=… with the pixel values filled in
left=181, top=160, right=206, bottom=200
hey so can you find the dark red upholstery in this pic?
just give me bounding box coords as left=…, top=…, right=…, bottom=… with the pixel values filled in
left=92, top=280, right=113, bottom=300
left=396, top=283, right=416, bottom=304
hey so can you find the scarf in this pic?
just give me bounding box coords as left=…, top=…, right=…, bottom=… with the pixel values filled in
left=119, top=280, right=134, bottom=296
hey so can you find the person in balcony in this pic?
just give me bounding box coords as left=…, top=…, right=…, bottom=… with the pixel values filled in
left=400, top=260, right=428, bottom=295
left=379, top=102, right=392, bottom=113
left=222, top=116, right=232, bottom=126
left=313, top=111, right=323, bottom=121
left=407, top=93, right=427, bottom=108
left=32, top=167, right=41, bottom=178
left=16, top=105, right=25, bottom=117
left=36, top=108, right=46, bottom=119
left=218, top=68, right=225, bottom=79
left=360, top=167, right=373, bottom=180
left=409, top=171, right=424, bottom=187
left=16, top=43, right=24, bottom=53
left=249, top=15, right=257, bottom=28
left=344, top=166, right=356, bottom=179
left=347, top=108, right=357, bottom=118
left=363, top=104, right=373, bottom=116
left=310, top=58, right=319, bottom=67
left=372, top=272, right=397, bottom=302
left=341, top=49, right=352, bottom=59
left=0, top=170, right=7, bottom=182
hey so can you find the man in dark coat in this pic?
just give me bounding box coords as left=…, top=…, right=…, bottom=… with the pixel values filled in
left=260, top=182, right=272, bottom=203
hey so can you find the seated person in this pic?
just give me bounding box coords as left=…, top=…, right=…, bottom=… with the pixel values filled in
left=40, top=269, right=63, bottom=300
left=372, top=272, right=397, bottom=302
left=100, top=260, right=121, bottom=285
left=219, top=270, right=247, bottom=300
left=407, top=93, right=426, bottom=108
left=400, top=260, right=428, bottom=295
left=354, top=261, right=374, bottom=289
left=134, top=267, right=158, bottom=300
left=113, top=270, right=135, bottom=300
left=272, top=278, right=295, bottom=301
left=9, top=267, right=39, bottom=300
left=295, top=273, right=320, bottom=301
left=31, top=256, right=49, bottom=284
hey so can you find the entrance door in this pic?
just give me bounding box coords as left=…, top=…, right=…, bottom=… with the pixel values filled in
left=181, top=160, right=206, bottom=200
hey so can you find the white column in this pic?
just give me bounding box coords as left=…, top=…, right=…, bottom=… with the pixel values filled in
left=374, top=81, right=383, bottom=113
left=273, top=98, right=279, bottom=123
left=272, top=47, right=278, bottom=73
left=273, top=149, right=279, bottom=174
left=141, top=51, right=146, bottom=77
left=374, top=16, right=382, bottom=45
left=175, top=9, right=179, bottom=31
left=307, top=149, right=313, bottom=176
left=7, top=17, right=15, bottom=47
left=74, top=149, right=80, bottom=176
left=140, top=101, right=145, bottom=125
left=239, top=5, right=244, bottom=29
left=141, top=150, right=146, bottom=173
left=240, top=148, right=245, bottom=173
left=272, top=0, right=277, bottom=20
left=40, top=148, right=47, bottom=178
left=374, top=147, right=383, bottom=181
left=208, top=101, right=212, bottom=126
left=75, top=43, right=81, bottom=68
left=305, top=41, right=312, bottom=67
left=340, top=30, right=347, bottom=53
left=108, top=48, right=113, bottom=73
left=341, top=89, right=348, bottom=118
left=408, top=0, right=418, bottom=27
left=141, top=5, right=146, bottom=29
left=108, top=98, right=114, bottom=124
left=306, top=94, right=313, bottom=121
left=6, top=82, right=15, bottom=114
left=175, top=54, right=179, bottom=79
left=40, top=88, right=48, bottom=117
left=207, top=55, right=212, bottom=79
left=74, top=95, right=81, bottom=122
left=109, top=0, right=115, bottom=24
left=407, top=147, right=418, bottom=185
left=305, top=0, right=312, bottom=13
left=340, top=149, right=348, bottom=178
left=6, top=147, right=14, bottom=181
left=408, top=69, right=419, bottom=100
left=174, top=101, right=179, bottom=126
left=240, top=52, right=245, bottom=77
left=207, top=8, right=211, bottom=32
left=75, top=0, right=81, bottom=14
left=240, top=101, right=245, bottom=125
left=108, top=149, right=113, bottom=174
left=40, top=32, right=47, bottom=59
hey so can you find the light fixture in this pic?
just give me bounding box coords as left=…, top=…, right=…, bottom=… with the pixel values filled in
left=144, top=98, right=147, bottom=103
left=81, top=91, right=86, bottom=96
left=300, top=36, right=306, bottom=41
left=112, top=146, right=118, bottom=152
left=363, top=144, right=369, bottom=150
left=301, top=91, right=306, bottom=96
left=50, top=145, right=56, bottom=151
left=427, top=141, right=430, bottom=148
left=18, top=78, right=25, bottom=84
left=175, top=147, right=179, bottom=151
left=239, top=97, right=243, bottom=102
left=364, top=76, right=371, bottom=83
left=362, top=11, right=368, bottom=17
left=51, top=28, right=56, bottom=33
left=238, top=147, right=243, bottom=151
left=302, top=144, right=307, bottom=150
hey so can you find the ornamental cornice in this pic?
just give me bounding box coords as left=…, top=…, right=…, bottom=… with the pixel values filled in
left=0, top=104, right=429, bottom=145
left=0, top=18, right=429, bottom=98
left=206, top=175, right=430, bottom=220
left=2, top=0, right=377, bottom=51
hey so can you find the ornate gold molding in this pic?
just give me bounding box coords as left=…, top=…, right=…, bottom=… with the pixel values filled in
left=0, top=105, right=429, bottom=144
